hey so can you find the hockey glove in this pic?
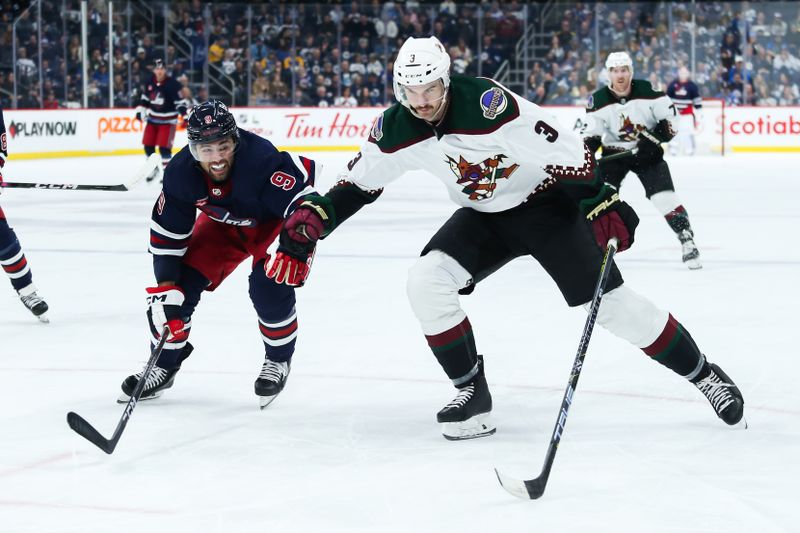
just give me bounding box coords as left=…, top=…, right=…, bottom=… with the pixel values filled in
left=265, top=196, right=334, bottom=287
left=579, top=184, right=639, bottom=252
left=135, top=107, right=146, bottom=122
left=634, top=130, right=664, bottom=167
left=146, top=285, right=188, bottom=342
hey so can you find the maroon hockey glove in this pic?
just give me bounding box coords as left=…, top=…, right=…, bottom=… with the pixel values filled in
left=579, top=184, right=639, bottom=252
left=146, top=286, right=189, bottom=342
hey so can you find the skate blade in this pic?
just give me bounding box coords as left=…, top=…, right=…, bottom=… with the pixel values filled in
left=732, top=416, right=748, bottom=429
left=685, top=259, right=703, bottom=270
left=35, top=313, right=50, bottom=323
left=441, top=413, right=496, bottom=441
left=258, top=394, right=280, bottom=410
left=116, top=390, right=164, bottom=404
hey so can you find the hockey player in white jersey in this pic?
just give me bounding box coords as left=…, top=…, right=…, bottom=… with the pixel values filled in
left=583, top=52, right=702, bottom=269
left=268, top=37, right=744, bottom=439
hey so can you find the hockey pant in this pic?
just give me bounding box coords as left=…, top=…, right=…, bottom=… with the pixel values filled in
left=603, top=159, right=694, bottom=236
left=0, top=208, right=35, bottom=291
left=150, top=214, right=298, bottom=369
left=406, top=189, right=705, bottom=385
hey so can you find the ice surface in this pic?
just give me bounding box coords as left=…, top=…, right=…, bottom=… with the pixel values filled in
left=1, top=152, right=798, bottom=532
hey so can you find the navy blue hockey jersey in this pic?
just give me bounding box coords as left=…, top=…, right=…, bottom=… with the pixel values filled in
left=666, top=80, right=702, bottom=115
left=137, top=75, right=189, bottom=125
left=149, top=129, right=319, bottom=282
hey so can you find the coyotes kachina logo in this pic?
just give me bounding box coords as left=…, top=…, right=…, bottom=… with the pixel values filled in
left=445, top=154, right=519, bottom=201
left=617, top=114, right=646, bottom=142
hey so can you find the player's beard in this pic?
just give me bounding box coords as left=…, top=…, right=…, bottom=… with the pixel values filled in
left=204, top=160, right=231, bottom=182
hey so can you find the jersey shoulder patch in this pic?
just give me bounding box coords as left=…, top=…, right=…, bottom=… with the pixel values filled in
left=441, top=75, right=520, bottom=134
left=368, top=103, right=435, bottom=154
left=587, top=87, right=613, bottom=112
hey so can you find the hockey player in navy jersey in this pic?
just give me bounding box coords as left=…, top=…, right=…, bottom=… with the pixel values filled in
left=135, top=59, right=189, bottom=182
left=666, top=67, right=703, bottom=156
left=119, top=100, right=321, bottom=408
left=0, top=106, right=49, bottom=322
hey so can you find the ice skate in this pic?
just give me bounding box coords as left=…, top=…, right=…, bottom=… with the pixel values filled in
left=118, top=364, right=180, bottom=403
left=692, top=362, right=746, bottom=428
left=18, top=284, right=49, bottom=323
left=678, top=229, right=702, bottom=270
left=437, top=356, right=495, bottom=440
left=255, top=358, right=291, bottom=409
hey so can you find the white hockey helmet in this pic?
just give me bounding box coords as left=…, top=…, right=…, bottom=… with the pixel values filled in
left=393, top=36, right=451, bottom=111
left=605, top=51, right=633, bottom=73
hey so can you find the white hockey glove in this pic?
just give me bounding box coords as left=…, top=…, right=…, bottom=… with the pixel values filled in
left=146, top=285, right=188, bottom=342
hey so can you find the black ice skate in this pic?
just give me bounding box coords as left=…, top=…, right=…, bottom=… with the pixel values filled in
left=678, top=229, right=702, bottom=270
left=117, top=343, right=192, bottom=403
left=118, top=364, right=180, bottom=403
left=255, top=358, right=291, bottom=409
left=692, top=362, right=746, bottom=427
left=437, top=356, right=495, bottom=440
left=17, top=284, right=49, bottom=323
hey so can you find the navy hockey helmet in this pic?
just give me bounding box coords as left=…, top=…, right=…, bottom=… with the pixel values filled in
left=186, top=100, right=239, bottom=161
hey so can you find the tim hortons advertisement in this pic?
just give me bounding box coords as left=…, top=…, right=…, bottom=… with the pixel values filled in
left=3, top=105, right=798, bottom=160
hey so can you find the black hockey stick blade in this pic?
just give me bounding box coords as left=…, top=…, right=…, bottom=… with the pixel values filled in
left=494, top=468, right=548, bottom=500
left=67, top=325, right=170, bottom=454
left=66, top=411, right=117, bottom=454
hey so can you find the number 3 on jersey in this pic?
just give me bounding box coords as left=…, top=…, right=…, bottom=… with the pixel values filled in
left=270, top=171, right=296, bottom=190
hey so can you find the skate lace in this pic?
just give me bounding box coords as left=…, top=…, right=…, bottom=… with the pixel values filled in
left=136, top=366, right=169, bottom=391
left=259, top=360, right=288, bottom=383
left=20, top=292, right=45, bottom=310
left=695, top=372, right=735, bottom=414
left=444, top=385, right=475, bottom=410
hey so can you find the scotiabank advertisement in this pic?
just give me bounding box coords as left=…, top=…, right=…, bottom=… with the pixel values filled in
left=4, top=105, right=799, bottom=159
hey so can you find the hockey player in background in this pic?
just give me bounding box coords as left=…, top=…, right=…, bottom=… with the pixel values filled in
left=666, top=66, right=703, bottom=156
left=0, top=106, right=49, bottom=322
left=119, top=100, right=320, bottom=408
left=135, top=59, right=189, bottom=182
left=268, top=37, right=745, bottom=440
left=583, top=52, right=702, bottom=269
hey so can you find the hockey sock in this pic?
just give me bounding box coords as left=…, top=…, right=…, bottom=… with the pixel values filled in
left=257, top=310, right=297, bottom=363
left=144, top=145, right=156, bottom=157
left=425, top=317, right=479, bottom=386
left=664, top=206, right=692, bottom=234
left=642, top=313, right=708, bottom=381
left=159, top=147, right=172, bottom=169
left=0, top=238, right=33, bottom=291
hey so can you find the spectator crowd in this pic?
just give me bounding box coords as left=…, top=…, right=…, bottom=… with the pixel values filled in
left=2, top=0, right=800, bottom=110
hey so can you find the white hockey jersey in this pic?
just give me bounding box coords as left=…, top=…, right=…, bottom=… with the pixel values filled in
left=581, top=80, right=678, bottom=151
left=339, top=75, right=595, bottom=213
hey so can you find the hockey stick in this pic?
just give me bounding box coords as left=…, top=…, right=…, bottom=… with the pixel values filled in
left=66, top=324, right=170, bottom=454
left=1, top=153, right=159, bottom=192
left=495, top=238, right=619, bottom=500
left=597, top=147, right=638, bottom=164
